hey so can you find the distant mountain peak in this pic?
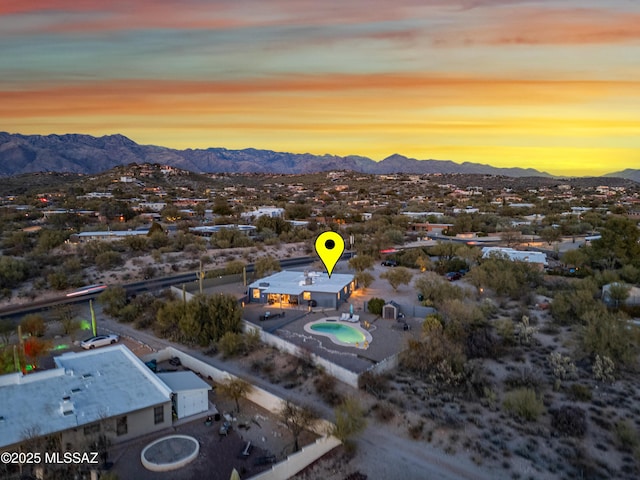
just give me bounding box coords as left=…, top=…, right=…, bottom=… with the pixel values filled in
left=0, top=131, right=623, bottom=180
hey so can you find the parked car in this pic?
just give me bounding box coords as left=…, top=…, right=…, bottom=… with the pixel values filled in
left=80, top=334, right=119, bottom=350
left=381, top=260, right=398, bottom=267
left=445, top=272, right=462, bottom=281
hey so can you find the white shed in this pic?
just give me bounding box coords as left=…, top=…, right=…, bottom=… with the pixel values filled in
left=157, top=371, right=211, bottom=419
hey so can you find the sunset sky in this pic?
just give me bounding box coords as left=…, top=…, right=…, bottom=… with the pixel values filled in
left=1, top=0, right=639, bottom=176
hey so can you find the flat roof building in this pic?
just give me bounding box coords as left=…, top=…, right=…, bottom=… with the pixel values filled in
left=70, top=230, right=149, bottom=243
left=0, top=345, right=172, bottom=451
left=248, top=270, right=356, bottom=309
left=481, top=247, right=547, bottom=266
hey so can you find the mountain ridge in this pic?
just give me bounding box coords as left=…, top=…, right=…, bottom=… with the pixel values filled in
left=0, top=132, right=634, bottom=180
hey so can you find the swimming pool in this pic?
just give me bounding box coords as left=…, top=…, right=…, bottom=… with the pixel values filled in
left=304, top=319, right=373, bottom=348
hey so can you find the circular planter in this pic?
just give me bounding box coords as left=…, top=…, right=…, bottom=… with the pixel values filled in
left=141, top=435, right=199, bottom=472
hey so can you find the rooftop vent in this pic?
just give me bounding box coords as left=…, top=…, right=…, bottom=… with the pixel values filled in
left=60, top=398, right=74, bottom=416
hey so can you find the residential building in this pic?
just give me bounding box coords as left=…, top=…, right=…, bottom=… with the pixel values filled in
left=241, top=206, right=285, bottom=219
left=248, top=270, right=356, bottom=309
left=70, top=230, right=149, bottom=243
left=0, top=345, right=172, bottom=452
left=481, top=247, right=547, bottom=267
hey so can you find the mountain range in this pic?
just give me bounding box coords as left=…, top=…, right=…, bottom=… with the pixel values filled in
left=0, top=132, right=637, bottom=181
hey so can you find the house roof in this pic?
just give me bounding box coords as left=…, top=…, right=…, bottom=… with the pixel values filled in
left=157, top=371, right=211, bottom=393
left=248, top=270, right=354, bottom=295
left=76, top=230, right=149, bottom=237
left=0, top=345, right=172, bottom=449
left=481, top=247, right=547, bottom=265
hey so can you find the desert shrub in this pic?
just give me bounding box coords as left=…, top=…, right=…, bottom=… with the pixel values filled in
left=47, top=270, right=68, bottom=290
left=224, top=260, right=246, bottom=275
left=459, top=360, right=493, bottom=401
left=218, top=331, right=245, bottom=358
left=495, top=318, right=515, bottom=346
left=581, top=310, right=637, bottom=367
left=504, top=367, right=544, bottom=393
left=20, top=314, right=46, bottom=337
left=503, top=388, right=545, bottom=421
left=465, top=323, right=501, bottom=359
left=314, top=373, right=343, bottom=406
left=614, top=420, right=639, bottom=451
left=367, top=297, right=385, bottom=315
left=568, top=383, right=592, bottom=402
left=118, top=303, right=141, bottom=323
left=95, top=250, right=124, bottom=271
left=550, top=405, right=587, bottom=437
left=401, top=332, right=465, bottom=385
left=358, top=371, right=389, bottom=398
left=408, top=421, right=424, bottom=439
left=372, top=402, right=395, bottom=423
left=244, top=328, right=261, bottom=351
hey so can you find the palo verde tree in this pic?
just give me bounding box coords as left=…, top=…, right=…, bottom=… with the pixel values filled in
left=380, top=266, right=413, bottom=292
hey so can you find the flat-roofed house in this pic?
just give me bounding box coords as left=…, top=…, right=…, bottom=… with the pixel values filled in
left=0, top=345, right=172, bottom=452
left=248, top=270, right=356, bottom=309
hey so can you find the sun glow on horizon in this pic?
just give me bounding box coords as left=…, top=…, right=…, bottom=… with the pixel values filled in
left=1, top=1, right=639, bottom=176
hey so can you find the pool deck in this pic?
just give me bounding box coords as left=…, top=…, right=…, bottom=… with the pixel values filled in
left=243, top=304, right=422, bottom=374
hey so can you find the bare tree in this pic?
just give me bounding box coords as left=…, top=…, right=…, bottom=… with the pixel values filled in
left=279, top=400, right=319, bottom=452
left=217, top=377, right=252, bottom=413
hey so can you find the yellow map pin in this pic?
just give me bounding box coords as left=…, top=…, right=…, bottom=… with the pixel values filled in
left=314, top=231, right=345, bottom=278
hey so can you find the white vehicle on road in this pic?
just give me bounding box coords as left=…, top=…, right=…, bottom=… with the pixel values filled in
left=80, top=334, right=119, bottom=349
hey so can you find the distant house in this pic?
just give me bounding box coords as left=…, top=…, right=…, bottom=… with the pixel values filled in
left=481, top=247, right=547, bottom=267
left=189, top=225, right=256, bottom=236
left=602, top=283, right=640, bottom=307
left=248, top=270, right=356, bottom=309
left=241, top=206, right=285, bottom=219
left=70, top=230, right=149, bottom=243
left=0, top=345, right=172, bottom=452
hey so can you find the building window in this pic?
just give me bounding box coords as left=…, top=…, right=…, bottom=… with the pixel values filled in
left=83, top=423, right=100, bottom=436
left=252, top=289, right=260, bottom=299
left=116, top=416, right=128, bottom=436
left=302, top=291, right=311, bottom=301
left=154, top=406, right=164, bottom=425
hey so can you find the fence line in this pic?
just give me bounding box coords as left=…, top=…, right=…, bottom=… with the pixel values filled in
left=243, top=321, right=361, bottom=388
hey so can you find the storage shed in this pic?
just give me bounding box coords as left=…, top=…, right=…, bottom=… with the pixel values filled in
left=157, top=371, right=212, bottom=419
